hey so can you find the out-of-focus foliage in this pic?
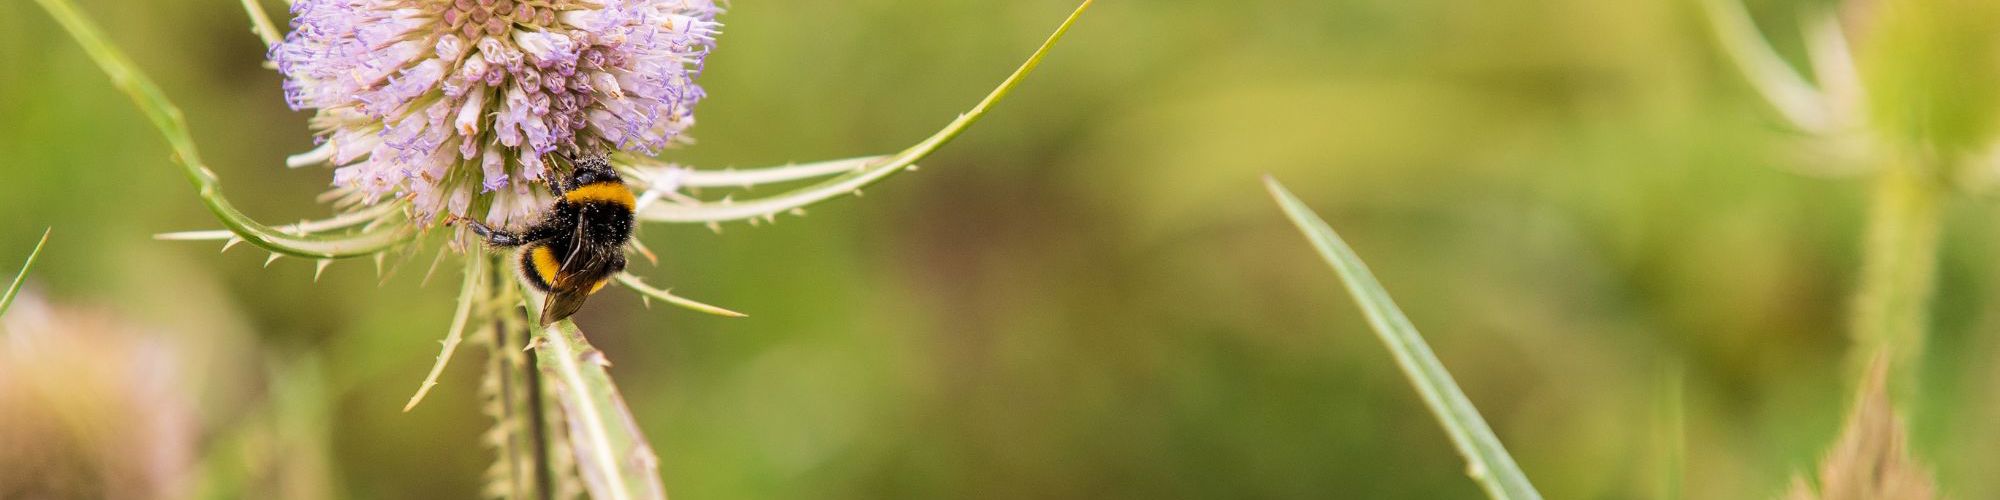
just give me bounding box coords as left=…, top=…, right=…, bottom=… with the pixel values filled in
left=0, top=297, right=202, bottom=499
left=5, top=0, right=2000, bottom=498
left=0, top=292, right=340, bottom=499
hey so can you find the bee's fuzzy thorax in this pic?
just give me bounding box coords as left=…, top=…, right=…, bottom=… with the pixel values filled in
left=562, top=182, right=637, bottom=210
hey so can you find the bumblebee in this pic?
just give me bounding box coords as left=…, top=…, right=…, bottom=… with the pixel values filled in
left=462, top=156, right=635, bottom=325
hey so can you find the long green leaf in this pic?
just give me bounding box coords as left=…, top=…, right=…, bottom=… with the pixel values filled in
left=1264, top=177, right=1542, bottom=500
left=0, top=228, right=52, bottom=319
left=36, top=0, right=413, bottom=259
left=637, top=0, right=1094, bottom=224
left=515, top=271, right=667, bottom=500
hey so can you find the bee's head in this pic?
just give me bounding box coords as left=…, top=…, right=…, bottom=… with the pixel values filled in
left=567, top=155, right=622, bottom=187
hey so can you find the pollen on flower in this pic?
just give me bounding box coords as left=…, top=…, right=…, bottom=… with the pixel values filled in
left=272, top=0, right=720, bottom=228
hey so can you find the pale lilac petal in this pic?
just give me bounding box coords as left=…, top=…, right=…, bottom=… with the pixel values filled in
left=276, top=0, right=721, bottom=224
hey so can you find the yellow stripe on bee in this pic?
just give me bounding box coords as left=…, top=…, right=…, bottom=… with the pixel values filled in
left=590, top=277, right=610, bottom=294
left=564, top=182, right=636, bottom=210
left=531, top=245, right=561, bottom=286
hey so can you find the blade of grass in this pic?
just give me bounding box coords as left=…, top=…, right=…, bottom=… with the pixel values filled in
left=637, top=0, right=1093, bottom=224
left=515, top=269, right=668, bottom=500
left=35, top=0, right=413, bottom=259
left=1265, top=177, right=1542, bottom=500
left=0, top=228, right=52, bottom=319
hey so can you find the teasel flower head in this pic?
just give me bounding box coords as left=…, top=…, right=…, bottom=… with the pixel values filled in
left=40, top=0, right=1090, bottom=493
left=273, top=0, right=721, bottom=228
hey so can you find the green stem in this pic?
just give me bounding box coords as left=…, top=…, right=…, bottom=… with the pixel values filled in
left=517, top=316, right=558, bottom=500
left=1850, top=164, right=1944, bottom=386
left=515, top=269, right=669, bottom=500
left=485, top=253, right=555, bottom=500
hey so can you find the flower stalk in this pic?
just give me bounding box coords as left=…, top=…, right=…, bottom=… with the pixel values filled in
left=516, top=269, right=667, bottom=500
left=482, top=267, right=557, bottom=499
left=1701, top=0, right=1953, bottom=385
left=1851, top=161, right=1944, bottom=386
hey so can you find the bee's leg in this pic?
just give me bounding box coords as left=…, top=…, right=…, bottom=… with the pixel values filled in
left=518, top=216, right=572, bottom=243
left=461, top=219, right=530, bottom=247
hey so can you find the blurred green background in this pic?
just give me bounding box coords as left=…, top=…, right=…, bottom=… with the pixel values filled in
left=4, top=0, right=2000, bottom=498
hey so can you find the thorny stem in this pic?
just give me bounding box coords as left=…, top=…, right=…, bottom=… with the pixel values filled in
left=488, top=253, right=559, bottom=500
left=491, top=309, right=537, bottom=498
left=1851, top=162, right=1944, bottom=390
left=516, top=272, right=670, bottom=499
left=516, top=320, right=558, bottom=500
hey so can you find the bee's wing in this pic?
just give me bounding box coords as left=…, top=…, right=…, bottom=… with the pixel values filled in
left=541, top=256, right=615, bottom=325
left=542, top=217, right=618, bottom=325
left=540, top=285, right=594, bottom=325
left=552, top=232, right=616, bottom=292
